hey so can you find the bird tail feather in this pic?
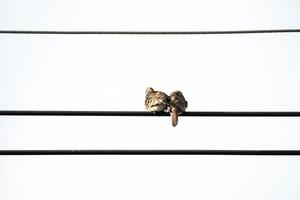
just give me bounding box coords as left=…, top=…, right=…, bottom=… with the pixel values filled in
left=171, top=109, right=178, bottom=127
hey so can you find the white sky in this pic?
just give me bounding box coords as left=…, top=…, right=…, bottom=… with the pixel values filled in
left=1, top=0, right=300, bottom=199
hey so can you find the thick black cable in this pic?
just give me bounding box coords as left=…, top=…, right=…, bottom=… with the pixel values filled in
left=0, top=110, right=300, bottom=117
left=0, top=150, right=300, bottom=156
left=0, top=29, right=300, bottom=35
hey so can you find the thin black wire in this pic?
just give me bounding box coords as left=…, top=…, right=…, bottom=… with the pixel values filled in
left=1, top=111, right=299, bottom=156
left=0, top=150, right=300, bottom=156
left=1, top=110, right=300, bottom=117
left=0, top=29, right=300, bottom=35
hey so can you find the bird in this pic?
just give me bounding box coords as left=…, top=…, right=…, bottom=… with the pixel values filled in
left=145, top=87, right=169, bottom=113
left=168, top=91, right=188, bottom=127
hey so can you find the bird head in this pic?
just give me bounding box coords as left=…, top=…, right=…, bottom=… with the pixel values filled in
left=146, top=87, right=154, bottom=95
left=170, top=90, right=183, bottom=99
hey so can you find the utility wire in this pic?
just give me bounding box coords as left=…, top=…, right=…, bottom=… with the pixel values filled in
left=0, top=150, right=300, bottom=156
left=1, top=110, right=300, bottom=117
left=0, top=29, right=300, bottom=35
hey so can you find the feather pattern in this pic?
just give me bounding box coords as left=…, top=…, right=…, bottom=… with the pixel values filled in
left=145, top=87, right=169, bottom=112
left=168, top=91, right=188, bottom=127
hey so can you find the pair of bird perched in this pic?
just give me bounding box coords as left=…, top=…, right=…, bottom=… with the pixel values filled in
left=145, top=87, right=188, bottom=127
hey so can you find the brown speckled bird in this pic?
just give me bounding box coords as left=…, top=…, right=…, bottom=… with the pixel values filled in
left=145, top=87, right=169, bottom=113
left=168, top=91, right=188, bottom=127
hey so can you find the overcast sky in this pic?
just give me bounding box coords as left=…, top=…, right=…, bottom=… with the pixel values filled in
left=1, top=0, right=300, bottom=199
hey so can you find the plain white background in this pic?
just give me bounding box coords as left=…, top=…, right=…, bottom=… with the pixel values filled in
left=1, top=0, right=300, bottom=199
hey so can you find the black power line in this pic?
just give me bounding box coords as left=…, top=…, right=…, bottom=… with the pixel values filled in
left=0, top=29, right=300, bottom=35
left=1, top=110, right=300, bottom=117
left=0, top=150, right=300, bottom=156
